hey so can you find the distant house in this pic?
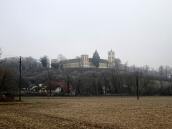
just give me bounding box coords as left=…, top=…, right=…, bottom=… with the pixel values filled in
left=28, top=84, right=47, bottom=95
left=48, top=80, right=73, bottom=95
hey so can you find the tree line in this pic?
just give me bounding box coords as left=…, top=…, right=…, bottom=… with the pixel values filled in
left=0, top=51, right=172, bottom=98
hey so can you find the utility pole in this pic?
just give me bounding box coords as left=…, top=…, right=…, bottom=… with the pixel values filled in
left=19, top=56, right=22, bottom=101
left=47, top=67, right=51, bottom=96
left=136, top=72, right=139, bottom=100
left=67, top=75, right=70, bottom=95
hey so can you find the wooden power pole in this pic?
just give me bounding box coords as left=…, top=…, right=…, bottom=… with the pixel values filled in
left=19, top=56, right=22, bottom=101
left=136, top=72, right=139, bottom=100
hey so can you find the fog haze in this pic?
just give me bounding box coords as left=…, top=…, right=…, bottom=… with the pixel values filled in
left=0, top=0, right=172, bottom=68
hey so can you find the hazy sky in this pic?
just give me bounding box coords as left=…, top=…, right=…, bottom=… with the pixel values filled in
left=0, top=0, right=172, bottom=68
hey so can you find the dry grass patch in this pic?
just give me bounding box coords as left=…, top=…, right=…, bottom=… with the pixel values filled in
left=0, top=97, right=172, bottom=129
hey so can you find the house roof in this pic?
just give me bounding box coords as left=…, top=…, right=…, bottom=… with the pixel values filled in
left=61, top=58, right=108, bottom=64
left=89, top=58, right=108, bottom=63
left=61, top=59, right=80, bottom=64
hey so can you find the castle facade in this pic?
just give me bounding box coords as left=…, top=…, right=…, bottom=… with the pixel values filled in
left=51, top=50, right=115, bottom=69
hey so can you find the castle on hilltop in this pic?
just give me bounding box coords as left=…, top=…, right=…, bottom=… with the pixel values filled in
left=51, top=50, right=115, bottom=69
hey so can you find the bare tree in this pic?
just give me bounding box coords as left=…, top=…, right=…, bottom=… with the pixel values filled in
left=57, top=54, right=67, bottom=62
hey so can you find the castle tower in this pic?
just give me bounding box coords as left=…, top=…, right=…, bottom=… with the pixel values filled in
left=108, top=50, right=115, bottom=68
left=80, top=55, right=89, bottom=68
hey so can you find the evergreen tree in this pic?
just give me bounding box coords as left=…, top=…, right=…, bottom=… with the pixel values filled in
left=92, top=50, right=100, bottom=68
left=40, top=56, right=50, bottom=68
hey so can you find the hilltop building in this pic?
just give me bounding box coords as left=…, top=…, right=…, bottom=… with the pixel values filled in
left=51, top=50, right=115, bottom=69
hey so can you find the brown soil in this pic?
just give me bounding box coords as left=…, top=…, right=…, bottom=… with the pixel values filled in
left=0, top=97, right=172, bottom=129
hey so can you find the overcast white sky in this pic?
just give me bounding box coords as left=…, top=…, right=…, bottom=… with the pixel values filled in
left=0, top=0, right=172, bottom=68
